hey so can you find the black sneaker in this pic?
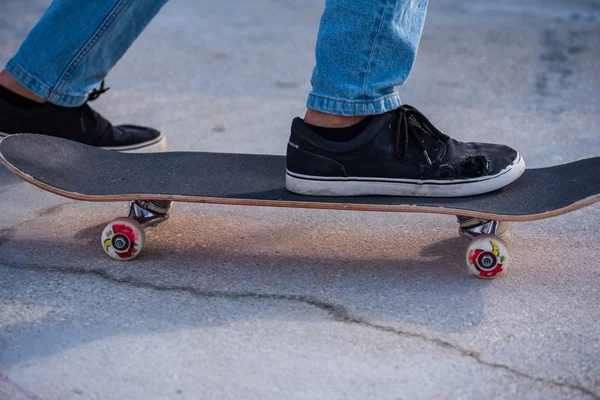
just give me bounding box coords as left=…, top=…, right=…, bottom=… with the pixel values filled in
left=0, top=83, right=166, bottom=152
left=286, top=105, right=525, bottom=197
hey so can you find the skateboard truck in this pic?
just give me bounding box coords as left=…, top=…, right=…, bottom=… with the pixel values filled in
left=128, top=200, right=173, bottom=227
left=456, top=216, right=511, bottom=238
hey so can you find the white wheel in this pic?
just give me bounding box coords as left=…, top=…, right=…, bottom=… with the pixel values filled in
left=101, top=217, right=145, bottom=261
left=497, top=221, right=512, bottom=236
left=466, top=234, right=509, bottom=279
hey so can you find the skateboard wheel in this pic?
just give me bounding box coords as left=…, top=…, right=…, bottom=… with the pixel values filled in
left=101, top=217, right=145, bottom=261
left=466, top=234, right=508, bottom=279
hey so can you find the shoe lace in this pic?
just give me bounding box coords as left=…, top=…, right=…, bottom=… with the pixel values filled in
left=393, top=105, right=449, bottom=166
left=78, top=80, right=111, bottom=134
left=87, top=80, right=110, bottom=102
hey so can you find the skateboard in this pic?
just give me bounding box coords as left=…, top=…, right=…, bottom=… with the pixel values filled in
left=1, top=134, right=599, bottom=279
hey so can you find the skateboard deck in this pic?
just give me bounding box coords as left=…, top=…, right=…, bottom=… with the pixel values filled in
left=2, top=133, right=599, bottom=278
left=1, top=134, right=599, bottom=222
